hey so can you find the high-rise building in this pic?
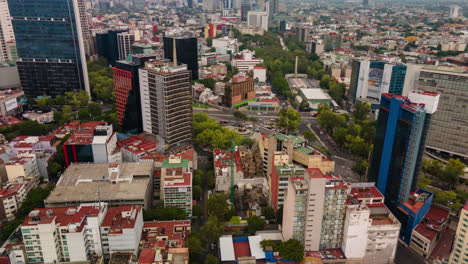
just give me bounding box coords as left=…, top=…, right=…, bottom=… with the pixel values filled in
left=282, top=168, right=347, bottom=251
left=0, top=0, right=16, bottom=62
left=241, top=4, right=251, bottom=21
left=349, top=60, right=419, bottom=107
left=269, top=0, right=278, bottom=15
left=449, top=5, right=461, bottom=19
left=77, top=0, right=92, bottom=57
left=247, top=10, right=269, bottom=32
left=369, top=91, right=439, bottom=221
left=163, top=36, right=198, bottom=80
left=362, top=0, right=375, bottom=7
left=417, top=66, right=468, bottom=159
left=117, top=32, right=135, bottom=61
left=96, top=29, right=128, bottom=66
left=8, top=0, right=90, bottom=97
left=114, top=54, right=156, bottom=134
left=449, top=201, right=468, bottom=264
left=139, top=59, right=193, bottom=147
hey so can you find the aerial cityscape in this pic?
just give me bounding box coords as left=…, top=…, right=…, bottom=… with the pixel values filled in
left=0, top=0, right=467, bottom=263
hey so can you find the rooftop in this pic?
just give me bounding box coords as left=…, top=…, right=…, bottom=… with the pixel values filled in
left=22, top=204, right=103, bottom=229
left=300, top=88, right=332, bottom=101
left=118, top=134, right=157, bottom=155
left=413, top=205, right=449, bottom=242
left=350, top=186, right=384, bottom=200
left=307, top=248, right=346, bottom=261
left=46, top=163, right=153, bottom=205
left=162, top=158, right=190, bottom=168
left=102, top=205, right=142, bottom=234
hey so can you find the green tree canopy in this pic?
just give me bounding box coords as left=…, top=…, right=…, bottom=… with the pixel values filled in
left=207, top=192, right=231, bottom=221
left=277, top=108, right=301, bottom=134
left=143, top=207, right=186, bottom=221
left=247, top=215, right=265, bottom=234
left=201, top=215, right=224, bottom=244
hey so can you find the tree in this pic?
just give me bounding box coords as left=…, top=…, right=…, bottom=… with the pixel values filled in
left=229, top=216, right=241, bottom=225
left=277, top=239, right=305, bottom=262
left=247, top=215, right=265, bottom=234
left=197, top=78, right=216, bottom=89
left=55, top=96, right=67, bottom=106
left=77, top=90, right=89, bottom=107
left=233, top=110, right=248, bottom=122
left=88, top=102, right=103, bottom=117
left=352, top=102, right=371, bottom=124
left=187, top=232, right=203, bottom=258
left=201, top=215, right=224, bottom=244
left=78, top=108, right=90, bottom=120
left=206, top=170, right=215, bottom=190
left=47, top=162, right=62, bottom=180
left=205, top=254, right=218, bottom=264
left=352, top=160, right=369, bottom=180
left=61, top=105, right=75, bottom=124
left=303, top=130, right=317, bottom=144
left=441, top=158, right=465, bottom=188
left=317, top=109, right=345, bottom=132
left=192, top=204, right=203, bottom=218
left=36, top=97, right=50, bottom=110
left=277, top=108, right=301, bottom=134
left=261, top=206, right=276, bottom=220
left=417, top=175, right=431, bottom=189
left=193, top=173, right=202, bottom=186
left=207, top=192, right=230, bottom=220
left=143, top=207, right=186, bottom=221
left=299, top=100, right=310, bottom=111
left=193, top=185, right=202, bottom=201
left=319, top=74, right=331, bottom=89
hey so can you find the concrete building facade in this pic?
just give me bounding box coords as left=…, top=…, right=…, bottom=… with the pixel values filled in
left=449, top=202, right=468, bottom=264
left=139, top=60, right=193, bottom=148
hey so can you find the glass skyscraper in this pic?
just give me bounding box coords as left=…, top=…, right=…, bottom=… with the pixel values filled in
left=8, top=0, right=89, bottom=97
left=369, top=91, right=439, bottom=210
left=163, top=36, right=198, bottom=80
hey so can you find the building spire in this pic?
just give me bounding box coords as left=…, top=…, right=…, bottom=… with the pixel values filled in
left=172, top=37, right=178, bottom=67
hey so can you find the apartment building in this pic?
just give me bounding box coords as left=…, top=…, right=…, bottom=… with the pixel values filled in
left=139, top=59, right=193, bottom=148
left=101, top=205, right=143, bottom=256
left=161, top=156, right=192, bottom=217
left=21, top=203, right=108, bottom=263
left=270, top=163, right=306, bottom=211
left=449, top=202, right=468, bottom=264
left=20, top=203, right=143, bottom=263
left=282, top=168, right=347, bottom=251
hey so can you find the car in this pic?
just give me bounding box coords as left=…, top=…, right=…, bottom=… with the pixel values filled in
left=257, top=112, right=262, bottom=116
left=219, top=120, right=229, bottom=124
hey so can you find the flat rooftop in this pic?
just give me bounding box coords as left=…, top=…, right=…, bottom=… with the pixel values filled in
left=300, top=88, right=332, bottom=101
left=45, top=163, right=153, bottom=206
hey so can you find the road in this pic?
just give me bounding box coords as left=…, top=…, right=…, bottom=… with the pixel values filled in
left=195, top=107, right=360, bottom=182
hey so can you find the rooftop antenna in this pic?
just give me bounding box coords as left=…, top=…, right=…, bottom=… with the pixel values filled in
left=172, top=37, right=178, bottom=67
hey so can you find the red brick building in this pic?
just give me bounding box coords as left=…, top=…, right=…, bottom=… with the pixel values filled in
left=224, top=77, right=256, bottom=107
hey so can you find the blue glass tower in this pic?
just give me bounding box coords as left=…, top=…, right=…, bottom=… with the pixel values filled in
left=8, top=0, right=89, bottom=97
left=369, top=91, right=439, bottom=242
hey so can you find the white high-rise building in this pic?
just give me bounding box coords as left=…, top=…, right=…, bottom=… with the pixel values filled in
left=449, top=202, right=468, bottom=264
left=449, top=5, right=461, bottom=19
left=0, top=0, right=16, bottom=62
left=20, top=203, right=144, bottom=264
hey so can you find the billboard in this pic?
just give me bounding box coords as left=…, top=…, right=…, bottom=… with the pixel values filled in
left=5, top=98, right=18, bottom=112
left=367, top=67, right=384, bottom=99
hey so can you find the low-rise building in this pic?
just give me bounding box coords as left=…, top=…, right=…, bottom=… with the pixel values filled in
left=45, top=163, right=154, bottom=209
left=232, top=50, right=263, bottom=72
left=62, top=121, right=121, bottom=167
left=223, top=76, right=256, bottom=107
left=0, top=90, right=24, bottom=117
left=139, top=220, right=191, bottom=264
left=409, top=205, right=450, bottom=258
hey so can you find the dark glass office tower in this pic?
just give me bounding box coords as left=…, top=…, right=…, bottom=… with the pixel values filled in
left=163, top=36, right=198, bottom=80
left=369, top=92, right=439, bottom=210
left=8, top=0, right=89, bottom=97
left=113, top=54, right=155, bottom=134
left=96, top=29, right=128, bottom=66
